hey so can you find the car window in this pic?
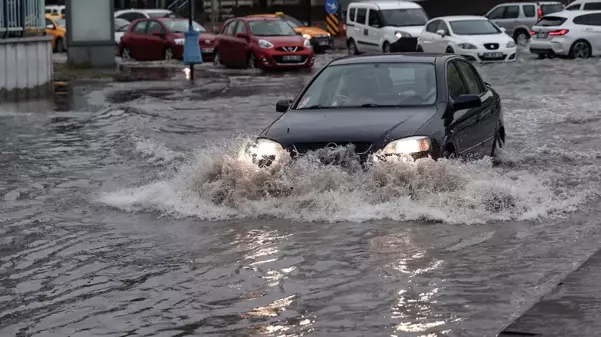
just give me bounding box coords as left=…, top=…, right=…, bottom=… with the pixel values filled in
left=115, top=18, right=130, bottom=30
left=455, top=61, right=483, bottom=95
left=356, top=8, right=367, bottom=24
left=541, top=4, right=564, bottom=14
left=368, top=9, right=381, bottom=27
left=573, top=14, right=592, bottom=25
left=224, top=20, right=238, bottom=35
left=379, top=8, right=429, bottom=27
left=537, top=15, right=567, bottom=26
left=487, top=6, right=506, bottom=19
left=147, top=11, right=175, bottom=18
left=163, top=19, right=205, bottom=32
left=523, top=5, right=536, bottom=17
left=438, top=20, right=450, bottom=35
left=234, top=20, right=247, bottom=35
left=295, top=63, right=437, bottom=109
left=117, top=24, right=130, bottom=32
left=447, top=62, right=467, bottom=100
left=132, top=20, right=148, bottom=33
left=583, top=2, right=601, bottom=10
left=589, top=13, right=601, bottom=25
left=147, top=21, right=163, bottom=34
left=564, top=4, right=580, bottom=10
left=348, top=8, right=356, bottom=22
left=504, top=5, right=520, bottom=19
left=425, top=20, right=439, bottom=33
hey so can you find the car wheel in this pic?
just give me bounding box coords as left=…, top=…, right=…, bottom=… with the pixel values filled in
left=213, top=50, right=221, bottom=66
left=416, top=45, right=424, bottom=52
left=121, top=47, right=132, bottom=61
left=446, top=46, right=454, bottom=54
left=514, top=30, right=529, bottom=47
left=383, top=42, right=391, bottom=53
left=164, top=47, right=174, bottom=61
left=348, top=39, right=358, bottom=56
left=247, top=52, right=257, bottom=69
left=569, top=40, right=591, bottom=59
left=55, top=38, right=65, bottom=53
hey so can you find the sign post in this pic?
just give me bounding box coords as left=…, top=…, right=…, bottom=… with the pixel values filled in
left=183, top=0, right=202, bottom=84
left=325, top=0, right=339, bottom=37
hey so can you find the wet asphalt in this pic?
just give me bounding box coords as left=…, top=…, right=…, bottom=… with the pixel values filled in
left=2, top=50, right=601, bottom=336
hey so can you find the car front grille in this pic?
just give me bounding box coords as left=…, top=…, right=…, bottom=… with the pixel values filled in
left=484, top=43, right=500, bottom=50
left=275, top=46, right=305, bottom=52
left=291, top=142, right=372, bottom=155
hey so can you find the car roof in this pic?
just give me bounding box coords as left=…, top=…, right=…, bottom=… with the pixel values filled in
left=349, top=0, right=423, bottom=10
left=566, top=0, right=600, bottom=4
left=328, top=53, right=453, bottom=66
left=246, top=14, right=278, bottom=17
left=436, top=15, right=488, bottom=21
left=115, top=9, right=173, bottom=14
left=243, top=16, right=283, bottom=21
left=497, top=1, right=563, bottom=5
left=544, top=9, right=601, bottom=17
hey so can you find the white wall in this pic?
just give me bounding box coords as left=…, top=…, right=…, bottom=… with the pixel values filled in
left=0, top=36, right=53, bottom=100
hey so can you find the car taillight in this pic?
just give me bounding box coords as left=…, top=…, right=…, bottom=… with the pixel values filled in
left=548, top=29, right=569, bottom=36
left=537, top=7, right=543, bottom=20
left=530, top=30, right=536, bottom=35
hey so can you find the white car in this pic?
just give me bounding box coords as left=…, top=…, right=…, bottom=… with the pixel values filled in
left=530, top=10, right=601, bottom=58
left=114, top=18, right=130, bottom=44
left=565, top=0, right=601, bottom=11
left=417, top=16, right=517, bottom=62
left=114, top=9, right=176, bottom=22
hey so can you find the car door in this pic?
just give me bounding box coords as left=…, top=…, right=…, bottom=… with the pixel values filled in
left=146, top=20, right=168, bottom=60
left=486, top=5, right=509, bottom=31
left=445, top=61, right=483, bottom=157
left=455, top=59, right=498, bottom=155
left=218, top=20, right=238, bottom=66
left=129, top=20, right=149, bottom=60
left=232, top=20, right=251, bottom=66
left=491, top=5, right=520, bottom=36
left=420, top=19, right=440, bottom=52
left=578, top=13, right=601, bottom=54
left=432, top=20, right=451, bottom=53
left=367, top=9, right=384, bottom=51
left=354, top=8, right=371, bottom=52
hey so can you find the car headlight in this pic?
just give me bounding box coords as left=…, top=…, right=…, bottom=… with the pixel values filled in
left=258, top=39, right=274, bottom=49
left=174, top=38, right=185, bottom=45
left=302, top=33, right=311, bottom=40
left=382, top=136, right=431, bottom=155
left=395, top=31, right=411, bottom=39
left=506, top=40, right=516, bottom=48
left=458, top=43, right=477, bottom=50
left=326, top=32, right=331, bottom=37
left=246, top=138, right=284, bottom=158
left=303, top=38, right=311, bottom=47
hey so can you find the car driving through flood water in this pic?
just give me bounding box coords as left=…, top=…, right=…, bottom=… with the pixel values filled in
left=243, top=53, right=506, bottom=167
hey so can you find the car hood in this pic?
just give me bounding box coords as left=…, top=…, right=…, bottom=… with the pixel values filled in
left=381, top=25, right=425, bottom=38
left=295, top=26, right=330, bottom=37
left=262, top=107, right=436, bottom=146
left=454, top=33, right=513, bottom=45
left=254, top=35, right=306, bottom=46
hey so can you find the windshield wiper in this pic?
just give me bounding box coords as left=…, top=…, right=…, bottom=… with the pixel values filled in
left=300, top=105, right=340, bottom=109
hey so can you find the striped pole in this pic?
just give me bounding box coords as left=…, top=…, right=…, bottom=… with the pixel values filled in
left=325, top=13, right=339, bottom=36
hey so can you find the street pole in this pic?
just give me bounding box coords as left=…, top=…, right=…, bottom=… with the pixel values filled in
left=211, top=0, right=218, bottom=33
left=189, top=0, right=195, bottom=83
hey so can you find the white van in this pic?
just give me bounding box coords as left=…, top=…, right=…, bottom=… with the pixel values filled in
left=346, top=0, right=429, bottom=54
left=565, top=0, right=601, bottom=10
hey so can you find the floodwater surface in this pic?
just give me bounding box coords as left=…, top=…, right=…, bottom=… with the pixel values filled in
left=2, top=52, right=601, bottom=337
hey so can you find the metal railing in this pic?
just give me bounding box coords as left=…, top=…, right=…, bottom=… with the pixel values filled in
left=0, top=0, right=45, bottom=38
left=167, top=0, right=189, bottom=12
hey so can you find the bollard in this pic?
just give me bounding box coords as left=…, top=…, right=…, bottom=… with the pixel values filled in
left=183, top=28, right=202, bottom=83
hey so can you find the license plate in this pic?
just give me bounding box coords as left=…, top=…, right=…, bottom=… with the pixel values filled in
left=536, top=32, right=548, bottom=38
left=282, top=55, right=302, bottom=61
left=483, top=52, right=503, bottom=58
left=202, top=48, right=214, bottom=53
left=318, top=40, right=329, bottom=46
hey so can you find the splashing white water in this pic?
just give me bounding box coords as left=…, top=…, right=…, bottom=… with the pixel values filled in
left=98, top=136, right=589, bottom=224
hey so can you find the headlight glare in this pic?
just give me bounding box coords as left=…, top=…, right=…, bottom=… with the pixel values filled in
left=304, top=38, right=312, bottom=47
left=302, top=33, right=311, bottom=40
left=506, top=40, right=516, bottom=48
left=395, top=31, right=411, bottom=38
left=382, top=136, right=431, bottom=155
left=458, top=43, right=477, bottom=49
left=258, top=39, right=274, bottom=49
left=247, top=138, right=284, bottom=158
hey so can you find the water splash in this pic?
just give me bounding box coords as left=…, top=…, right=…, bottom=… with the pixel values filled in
left=98, top=136, right=590, bottom=224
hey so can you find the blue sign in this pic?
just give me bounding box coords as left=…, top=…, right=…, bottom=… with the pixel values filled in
left=183, top=29, right=202, bottom=65
left=325, top=0, right=338, bottom=15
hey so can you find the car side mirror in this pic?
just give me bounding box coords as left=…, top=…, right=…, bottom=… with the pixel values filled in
left=452, top=94, right=481, bottom=111
left=236, top=32, right=248, bottom=39
left=436, top=29, right=445, bottom=37
left=276, top=99, right=291, bottom=112
left=46, top=24, right=54, bottom=30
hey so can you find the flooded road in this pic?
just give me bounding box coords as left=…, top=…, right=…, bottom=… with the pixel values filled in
left=2, top=52, right=601, bottom=336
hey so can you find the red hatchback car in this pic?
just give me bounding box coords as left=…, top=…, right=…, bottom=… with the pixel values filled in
left=119, top=17, right=216, bottom=61
left=213, top=17, right=314, bottom=70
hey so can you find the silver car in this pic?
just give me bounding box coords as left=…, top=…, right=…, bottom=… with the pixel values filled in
left=485, top=1, right=565, bottom=45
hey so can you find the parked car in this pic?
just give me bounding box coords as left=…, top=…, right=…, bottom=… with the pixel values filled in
left=114, top=9, right=177, bottom=22
left=247, top=12, right=333, bottom=52
left=529, top=10, right=601, bottom=58
left=485, top=1, right=564, bottom=46
left=45, top=14, right=67, bottom=53
left=417, top=16, right=517, bottom=62
left=45, top=5, right=65, bottom=19
left=345, top=0, right=429, bottom=55
left=242, top=53, right=505, bottom=168
left=114, top=18, right=130, bottom=44
left=119, top=18, right=216, bottom=61
left=565, top=0, right=601, bottom=10
left=213, top=17, right=314, bottom=70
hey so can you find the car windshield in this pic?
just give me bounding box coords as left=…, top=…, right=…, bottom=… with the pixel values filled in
left=283, top=15, right=304, bottom=27
left=115, top=18, right=130, bottom=30
left=449, top=19, right=500, bottom=35
left=295, top=63, right=437, bottom=109
left=164, top=20, right=206, bottom=33
left=55, top=18, right=66, bottom=27
left=380, top=9, right=428, bottom=27
left=148, top=11, right=176, bottom=18
left=249, top=20, right=299, bottom=36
